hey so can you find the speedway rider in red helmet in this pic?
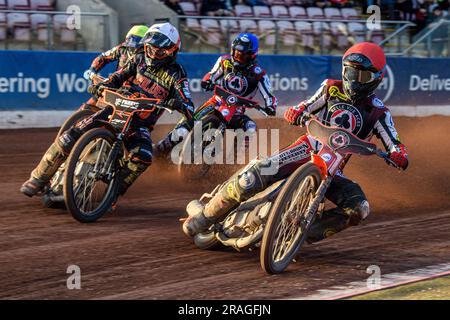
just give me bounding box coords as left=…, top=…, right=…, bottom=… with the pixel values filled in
left=183, top=42, right=408, bottom=243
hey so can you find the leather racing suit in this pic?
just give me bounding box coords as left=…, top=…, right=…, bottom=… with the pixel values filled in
left=189, top=79, right=408, bottom=242
left=28, top=52, right=194, bottom=194
left=156, top=54, right=278, bottom=154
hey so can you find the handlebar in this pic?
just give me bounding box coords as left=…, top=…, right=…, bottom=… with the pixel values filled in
left=99, top=89, right=173, bottom=113
left=303, top=112, right=401, bottom=170
left=368, top=147, right=401, bottom=169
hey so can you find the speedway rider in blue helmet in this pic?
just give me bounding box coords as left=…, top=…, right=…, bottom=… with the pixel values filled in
left=155, top=32, right=278, bottom=156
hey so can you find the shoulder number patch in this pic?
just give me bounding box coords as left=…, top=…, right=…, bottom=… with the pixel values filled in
left=372, top=97, right=384, bottom=108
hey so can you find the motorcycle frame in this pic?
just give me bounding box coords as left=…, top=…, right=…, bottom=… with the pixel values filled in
left=91, top=90, right=162, bottom=181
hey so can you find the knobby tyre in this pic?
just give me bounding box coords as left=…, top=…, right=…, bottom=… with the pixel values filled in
left=63, top=128, right=119, bottom=223
left=43, top=109, right=95, bottom=209
left=260, top=163, right=322, bottom=274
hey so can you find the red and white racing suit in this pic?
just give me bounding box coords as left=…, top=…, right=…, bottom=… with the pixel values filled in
left=202, top=54, right=277, bottom=130
left=156, top=54, right=278, bottom=154
left=200, top=79, right=408, bottom=242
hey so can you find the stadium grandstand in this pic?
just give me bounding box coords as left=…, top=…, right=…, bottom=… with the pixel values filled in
left=0, top=0, right=78, bottom=49
left=0, top=0, right=449, bottom=57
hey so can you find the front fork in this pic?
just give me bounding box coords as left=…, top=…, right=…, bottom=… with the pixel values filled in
left=299, top=153, right=332, bottom=228
left=302, top=176, right=331, bottom=226
left=99, top=133, right=123, bottom=181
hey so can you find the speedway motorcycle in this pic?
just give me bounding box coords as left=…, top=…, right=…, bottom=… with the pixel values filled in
left=41, top=74, right=105, bottom=208
left=177, top=85, right=268, bottom=180
left=187, top=114, right=400, bottom=274
left=62, top=88, right=169, bottom=223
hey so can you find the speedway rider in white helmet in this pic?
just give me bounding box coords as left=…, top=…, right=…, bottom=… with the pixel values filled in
left=21, top=23, right=195, bottom=198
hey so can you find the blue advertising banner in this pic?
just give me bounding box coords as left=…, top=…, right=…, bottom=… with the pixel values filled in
left=0, top=50, right=117, bottom=110
left=0, top=50, right=449, bottom=110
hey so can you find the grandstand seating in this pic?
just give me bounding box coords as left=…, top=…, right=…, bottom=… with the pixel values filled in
left=0, top=12, right=6, bottom=40
left=175, top=1, right=385, bottom=54
left=7, top=12, right=31, bottom=41
left=0, top=0, right=80, bottom=49
left=30, top=0, right=54, bottom=11
left=7, top=0, right=30, bottom=11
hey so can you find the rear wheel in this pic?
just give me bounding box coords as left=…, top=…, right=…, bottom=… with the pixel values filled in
left=43, top=109, right=95, bottom=209
left=57, top=109, right=95, bottom=138
left=177, top=114, right=223, bottom=180
left=260, top=163, right=322, bottom=274
left=64, top=128, right=119, bottom=223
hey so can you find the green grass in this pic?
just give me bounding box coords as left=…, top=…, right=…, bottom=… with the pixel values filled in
left=349, top=276, right=450, bottom=300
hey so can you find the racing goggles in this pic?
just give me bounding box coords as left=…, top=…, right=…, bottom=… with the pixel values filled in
left=143, top=32, right=178, bottom=60
left=124, top=35, right=143, bottom=49
left=343, top=65, right=385, bottom=84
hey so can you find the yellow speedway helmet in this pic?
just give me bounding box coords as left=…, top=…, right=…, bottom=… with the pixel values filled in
left=124, top=25, right=149, bottom=48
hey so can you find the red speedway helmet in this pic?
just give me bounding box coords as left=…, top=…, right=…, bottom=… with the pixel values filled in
left=342, top=42, right=387, bottom=102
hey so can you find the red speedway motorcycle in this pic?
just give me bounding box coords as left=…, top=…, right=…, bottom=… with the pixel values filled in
left=188, top=114, right=400, bottom=274
left=176, top=85, right=268, bottom=180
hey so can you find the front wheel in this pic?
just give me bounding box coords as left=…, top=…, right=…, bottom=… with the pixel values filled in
left=63, top=128, right=120, bottom=223
left=260, top=163, right=322, bottom=274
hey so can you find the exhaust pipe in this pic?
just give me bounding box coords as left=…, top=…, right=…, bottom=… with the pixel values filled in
left=216, top=227, right=264, bottom=250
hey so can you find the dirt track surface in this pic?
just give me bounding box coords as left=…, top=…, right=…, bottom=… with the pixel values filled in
left=0, top=116, right=449, bottom=299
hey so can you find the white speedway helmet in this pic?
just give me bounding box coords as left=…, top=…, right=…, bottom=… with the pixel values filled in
left=141, top=22, right=181, bottom=68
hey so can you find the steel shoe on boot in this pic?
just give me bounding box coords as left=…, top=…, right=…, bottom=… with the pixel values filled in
left=306, top=209, right=349, bottom=244
left=182, top=200, right=214, bottom=237
left=20, top=177, right=47, bottom=197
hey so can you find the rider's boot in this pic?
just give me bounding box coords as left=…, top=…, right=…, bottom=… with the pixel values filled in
left=182, top=194, right=239, bottom=237
left=306, top=201, right=369, bottom=243
left=20, top=177, right=48, bottom=197
left=20, top=143, right=67, bottom=197
left=183, top=158, right=271, bottom=237
left=154, top=126, right=190, bottom=160
left=117, top=161, right=148, bottom=196
left=306, top=209, right=350, bottom=243
left=182, top=188, right=240, bottom=237
left=182, top=200, right=216, bottom=237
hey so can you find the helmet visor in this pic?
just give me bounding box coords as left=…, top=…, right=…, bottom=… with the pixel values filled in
left=142, top=32, right=177, bottom=60
left=343, top=65, right=382, bottom=84
left=125, top=35, right=143, bottom=48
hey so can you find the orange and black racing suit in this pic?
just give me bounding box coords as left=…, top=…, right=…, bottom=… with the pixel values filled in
left=29, top=53, right=194, bottom=194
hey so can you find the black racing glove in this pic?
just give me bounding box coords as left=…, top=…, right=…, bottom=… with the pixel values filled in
left=88, top=84, right=104, bottom=98
left=166, top=98, right=182, bottom=111
left=264, top=105, right=276, bottom=116
left=201, top=80, right=214, bottom=92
